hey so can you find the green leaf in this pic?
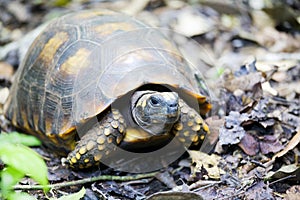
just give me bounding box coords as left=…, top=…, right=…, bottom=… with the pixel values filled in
left=7, top=192, right=37, bottom=200
left=0, top=143, right=49, bottom=191
left=265, top=164, right=300, bottom=181
left=56, top=187, right=86, bottom=200
left=1, top=166, right=25, bottom=197
left=0, top=132, right=41, bottom=146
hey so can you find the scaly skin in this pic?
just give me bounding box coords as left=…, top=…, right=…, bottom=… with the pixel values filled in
left=66, top=109, right=126, bottom=169
left=66, top=99, right=209, bottom=169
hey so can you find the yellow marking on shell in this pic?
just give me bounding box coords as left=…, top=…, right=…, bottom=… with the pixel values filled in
left=94, top=153, right=102, bottom=162
left=60, top=48, right=91, bottom=75
left=174, top=123, right=183, bottom=131
left=47, top=133, right=59, bottom=146
left=75, top=153, right=81, bottom=160
left=200, top=134, right=205, bottom=141
left=104, top=128, right=111, bottom=136
left=79, top=147, right=87, bottom=155
left=183, top=131, right=190, bottom=137
left=97, top=136, right=106, bottom=145
left=33, top=114, right=40, bottom=133
left=111, top=121, right=119, bottom=129
left=192, top=125, right=201, bottom=132
left=20, top=110, right=30, bottom=130
left=187, top=121, right=194, bottom=127
left=195, top=117, right=203, bottom=124
left=94, top=22, right=136, bottom=36
left=39, top=32, right=68, bottom=63
left=11, top=109, right=17, bottom=129
left=86, top=141, right=96, bottom=151
left=98, top=145, right=105, bottom=151
left=71, top=157, right=77, bottom=164
left=84, top=158, right=89, bottom=163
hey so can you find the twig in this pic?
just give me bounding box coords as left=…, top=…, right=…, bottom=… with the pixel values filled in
left=14, top=172, right=158, bottom=190
left=189, top=180, right=222, bottom=191
left=268, top=174, right=296, bottom=186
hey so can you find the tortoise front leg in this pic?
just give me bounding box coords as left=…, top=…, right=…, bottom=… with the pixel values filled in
left=173, top=99, right=210, bottom=147
left=66, top=109, right=126, bottom=169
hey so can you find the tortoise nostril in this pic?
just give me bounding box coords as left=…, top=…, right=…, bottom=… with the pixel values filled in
left=169, top=103, right=178, bottom=108
left=168, top=102, right=178, bottom=114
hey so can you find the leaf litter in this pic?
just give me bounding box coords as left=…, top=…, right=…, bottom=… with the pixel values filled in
left=0, top=0, right=299, bottom=199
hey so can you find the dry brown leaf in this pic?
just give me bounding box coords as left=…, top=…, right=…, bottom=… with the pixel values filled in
left=285, top=185, right=300, bottom=200
left=146, top=191, right=204, bottom=200
left=259, top=135, right=284, bottom=154
left=261, top=81, right=278, bottom=96
left=200, top=116, right=223, bottom=153
left=219, top=111, right=248, bottom=146
left=0, top=61, right=14, bottom=79
left=244, top=181, right=274, bottom=200
left=272, top=129, right=300, bottom=161
left=265, top=164, right=300, bottom=181
left=221, top=71, right=264, bottom=92
left=275, top=81, right=300, bottom=97
left=188, top=150, right=225, bottom=180
left=238, top=133, right=259, bottom=156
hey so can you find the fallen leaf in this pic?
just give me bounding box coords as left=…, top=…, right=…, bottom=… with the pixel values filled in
left=272, top=129, right=300, bottom=161
left=0, top=62, right=14, bottom=79
left=244, top=181, right=274, bottom=200
left=221, top=71, right=264, bottom=92
left=259, top=135, right=284, bottom=154
left=188, top=150, right=225, bottom=180
left=172, top=7, right=216, bottom=37
left=56, top=187, right=86, bottom=200
left=146, top=191, right=204, bottom=200
left=200, top=116, right=223, bottom=153
left=265, top=164, right=300, bottom=181
left=238, top=133, right=259, bottom=156
left=262, top=81, right=278, bottom=96
left=219, top=111, right=248, bottom=146
left=285, top=185, right=300, bottom=200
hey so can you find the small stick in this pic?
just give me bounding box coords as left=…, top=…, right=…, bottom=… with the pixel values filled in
left=14, top=172, right=158, bottom=190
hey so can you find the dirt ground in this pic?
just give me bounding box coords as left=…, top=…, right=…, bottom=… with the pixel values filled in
left=0, top=0, right=299, bottom=199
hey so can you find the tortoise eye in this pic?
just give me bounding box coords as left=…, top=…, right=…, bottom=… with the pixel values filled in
left=150, top=96, right=160, bottom=106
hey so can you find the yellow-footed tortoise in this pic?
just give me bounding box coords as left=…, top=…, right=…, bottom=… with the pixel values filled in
left=4, top=9, right=211, bottom=170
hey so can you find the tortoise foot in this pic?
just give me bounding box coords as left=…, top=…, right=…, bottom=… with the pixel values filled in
left=66, top=109, right=126, bottom=169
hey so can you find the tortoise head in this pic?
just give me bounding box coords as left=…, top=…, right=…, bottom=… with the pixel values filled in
left=131, top=90, right=180, bottom=135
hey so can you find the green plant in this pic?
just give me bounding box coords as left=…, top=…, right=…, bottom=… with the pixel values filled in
left=0, top=132, right=49, bottom=200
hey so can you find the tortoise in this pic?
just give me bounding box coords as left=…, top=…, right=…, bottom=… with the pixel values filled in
left=4, top=9, right=211, bottom=170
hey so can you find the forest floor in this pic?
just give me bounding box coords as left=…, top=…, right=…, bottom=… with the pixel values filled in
left=0, top=0, right=299, bottom=199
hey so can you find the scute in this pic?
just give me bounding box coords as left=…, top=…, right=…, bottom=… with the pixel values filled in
left=4, top=9, right=210, bottom=151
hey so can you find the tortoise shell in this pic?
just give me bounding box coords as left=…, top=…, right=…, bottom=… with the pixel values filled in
left=4, top=9, right=211, bottom=152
